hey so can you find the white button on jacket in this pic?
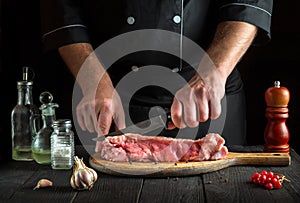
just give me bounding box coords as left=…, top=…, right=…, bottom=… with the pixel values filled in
left=172, top=15, right=181, bottom=24
left=127, top=16, right=135, bottom=25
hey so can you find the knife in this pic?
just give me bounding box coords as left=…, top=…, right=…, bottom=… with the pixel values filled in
left=92, top=114, right=169, bottom=141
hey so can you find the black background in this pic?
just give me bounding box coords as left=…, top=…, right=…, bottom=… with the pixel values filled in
left=0, top=0, right=299, bottom=160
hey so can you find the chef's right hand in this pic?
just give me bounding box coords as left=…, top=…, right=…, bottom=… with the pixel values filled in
left=75, top=80, right=126, bottom=151
left=58, top=43, right=126, bottom=150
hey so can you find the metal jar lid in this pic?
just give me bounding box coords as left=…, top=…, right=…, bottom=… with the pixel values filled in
left=52, top=119, right=72, bottom=128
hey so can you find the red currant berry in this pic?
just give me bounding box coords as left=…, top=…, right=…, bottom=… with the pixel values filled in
left=273, top=181, right=282, bottom=189
left=266, top=177, right=272, bottom=183
left=259, top=174, right=267, bottom=184
left=271, top=177, right=278, bottom=185
left=273, top=174, right=280, bottom=180
left=253, top=178, right=259, bottom=184
left=265, top=183, right=274, bottom=190
left=253, top=172, right=260, bottom=179
left=261, top=170, right=267, bottom=176
left=267, top=171, right=274, bottom=178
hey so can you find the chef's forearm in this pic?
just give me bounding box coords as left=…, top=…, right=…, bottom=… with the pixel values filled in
left=58, top=43, right=114, bottom=95
left=58, top=43, right=94, bottom=77
left=206, top=21, right=258, bottom=79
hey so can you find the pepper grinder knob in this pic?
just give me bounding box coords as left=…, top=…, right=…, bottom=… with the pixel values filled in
left=264, top=81, right=290, bottom=153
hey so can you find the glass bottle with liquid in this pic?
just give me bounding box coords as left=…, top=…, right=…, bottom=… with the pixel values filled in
left=11, top=67, right=40, bottom=161
left=51, top=119, right=74, bottom=169
left=32, top=91, right=59, bottom=164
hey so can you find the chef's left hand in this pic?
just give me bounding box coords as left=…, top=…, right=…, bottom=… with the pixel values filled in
left=170, top=69, right=226, bottom=128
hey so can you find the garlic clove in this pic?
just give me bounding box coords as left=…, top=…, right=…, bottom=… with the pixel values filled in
left=87, top=167, right=98, bottom=181
left=78, top=168, right=93, bottom=186
left=33, top=178, right=53, bottom=190
left=72, top=169, right=90, bottom=189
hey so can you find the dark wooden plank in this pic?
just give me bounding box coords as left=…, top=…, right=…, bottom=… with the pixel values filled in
left=9, top=166, right=78, bottom=203
left=203, top=167, right=252, bottom=202
left=0, top=160, right=39, bottom=202
left=139, top=176, right=204, bottom=203
left=266, top=149, right=300, bottom=202
left=71, top=145, right=143, bottom=202
left=228, top=145, right=264, bottom=153
left=74, top=173, right=143, bottom=203
left=0, top=145, right=91, bottom=203
left=202, top=147, right=300, bottom=203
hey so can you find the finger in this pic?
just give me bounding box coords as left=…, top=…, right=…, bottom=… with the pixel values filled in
left=195, top=89, right=209, bottom=122
left=182, top=99, right=198, bottom=128
left=97, top=103, right=113, bottom=136
left=76, top=100, right=99, bottom=133
left=209, top=96, right=222, bottom=120
left=82, top=102, right=98, bottom=133
left=84, top=111, right=98, bottom=133
left=95, top=141, right=103, bottom=153
left=76, top=104, right=87, bottom=131
left=171, top=97, right=186, bottom=128
left=113, top=107, right=126, bottom=131
left=113, top=93, right=126, bottom=130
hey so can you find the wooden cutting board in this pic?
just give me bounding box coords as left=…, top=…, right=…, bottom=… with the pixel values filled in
left=89, top=152, right=291, bottom=177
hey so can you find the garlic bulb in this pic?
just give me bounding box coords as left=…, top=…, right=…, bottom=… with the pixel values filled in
left=70, top=156, right=98, bottom=190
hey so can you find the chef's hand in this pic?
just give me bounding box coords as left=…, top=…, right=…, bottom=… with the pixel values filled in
left=170, top=68, right=226, bottom=128
left=77, top=89, right=125, bottom=133
left=58, top=43, right=127, bottom=152
left=75, top=78, right=126, bottom=152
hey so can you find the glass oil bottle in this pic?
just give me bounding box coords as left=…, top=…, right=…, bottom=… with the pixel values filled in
left=11, top=67, right=40, bottom=161
left=32, top=91, right=59, bottom=164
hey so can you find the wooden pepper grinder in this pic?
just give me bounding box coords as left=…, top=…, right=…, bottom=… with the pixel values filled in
left=264, top=81, right=290, bottom=153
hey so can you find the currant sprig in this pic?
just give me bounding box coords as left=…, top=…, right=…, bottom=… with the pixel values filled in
left=250, top=170, right=291, bottom=190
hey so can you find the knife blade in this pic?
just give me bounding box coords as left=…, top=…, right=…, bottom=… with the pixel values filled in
left=92, top=115, right=168, bottom=141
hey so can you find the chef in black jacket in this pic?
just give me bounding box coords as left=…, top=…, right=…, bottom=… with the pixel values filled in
left=40, top=0, right=273, bottom=148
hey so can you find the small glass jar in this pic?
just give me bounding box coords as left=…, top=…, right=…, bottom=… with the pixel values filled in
left=50, top=119, right=74, bottom=170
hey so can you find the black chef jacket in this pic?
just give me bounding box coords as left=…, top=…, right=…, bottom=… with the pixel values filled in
left=40, top=0, right=273, bottom=145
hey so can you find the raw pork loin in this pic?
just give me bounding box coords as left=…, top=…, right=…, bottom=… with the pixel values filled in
left=97, top=133, right=228, bottom=162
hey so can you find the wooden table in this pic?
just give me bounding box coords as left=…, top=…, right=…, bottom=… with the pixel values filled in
left=1, top=145, right=300, bottom=203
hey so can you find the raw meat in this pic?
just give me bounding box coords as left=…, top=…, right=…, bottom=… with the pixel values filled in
left=97, top=133, right=228, bottom=162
